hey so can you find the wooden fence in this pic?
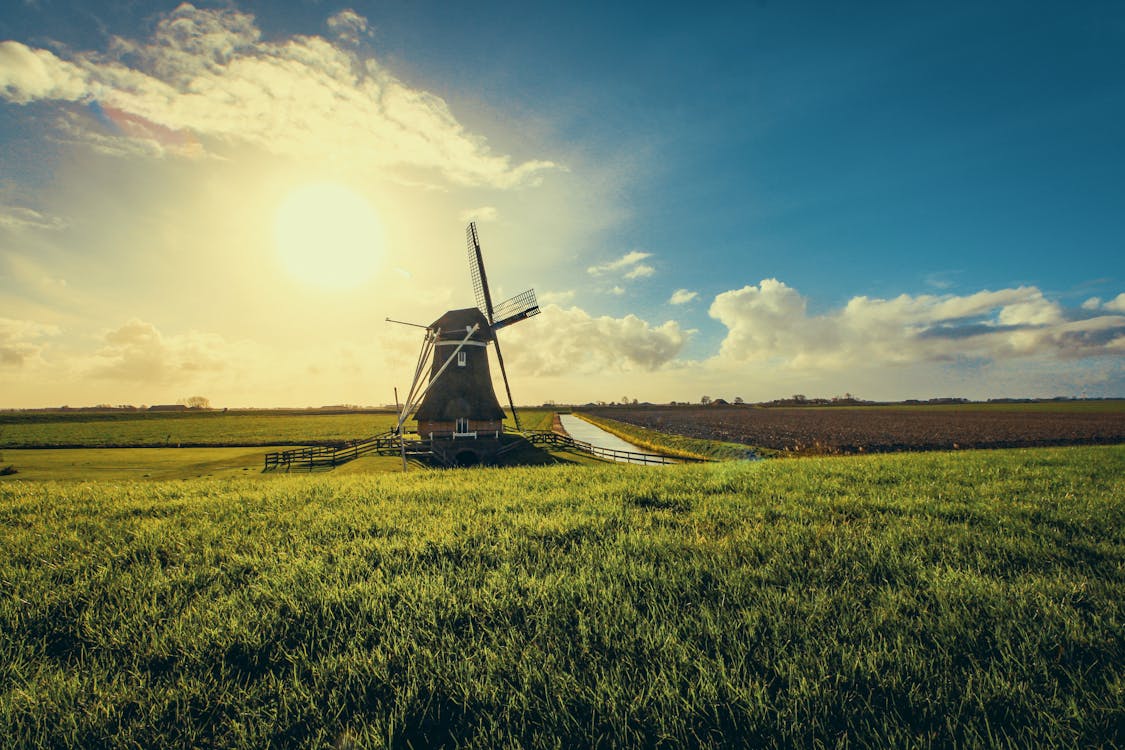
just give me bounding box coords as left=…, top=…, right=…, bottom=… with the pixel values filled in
left=521, top=430, right=701, bottom=465
left=264, top=427, right=698, bottom=470
left=263, top=432, right=410, bottom=471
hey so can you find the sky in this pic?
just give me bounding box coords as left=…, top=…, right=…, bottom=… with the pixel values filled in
left=1, top=0, right=1123, bottom=408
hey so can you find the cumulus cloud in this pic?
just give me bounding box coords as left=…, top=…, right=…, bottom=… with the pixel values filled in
left=0, top=205, right=68, bottom=232
left=624, top=264, right=655, bottom=279
left=1103, top=293, right=1125, bottom=313
left=90, top=318, right=232, bottom=382
left=0, top=5, right=555, bottom=187
left=709, top=279, right=1125, bottom=369
left=0, top=41, right=88, bottom=103
left=669, top=288, right=697, bottom=305
left=587, top=250, right=652, bottom=276
left=502, top=304, right=689, bottom=375
left=1080, top=294, right=1125, bottom=314
left=459, top=205, right=498, bottom=223
left=326, top=9, right=370, bottom=45
left=0, top=317, right=59, bottom=367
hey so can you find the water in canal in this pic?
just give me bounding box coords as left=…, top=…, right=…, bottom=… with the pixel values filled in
left=557, top=414, right=668, bottom=464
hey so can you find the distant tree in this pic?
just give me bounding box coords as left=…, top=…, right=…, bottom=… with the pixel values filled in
left=632, top=398, right=638, bottom=405
left=182, top=396, right=211, bottom=409
left=792, top=394, right=806, bottom=404
left=734, top=396, right=744, bottom=405
left=701, top=395, right=711, bottom=405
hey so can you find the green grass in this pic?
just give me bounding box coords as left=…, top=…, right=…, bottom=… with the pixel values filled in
left=0, top=409, right=558, bottom=448
left=0, top=448, right=276, bottom=481
left=1, top=446, right=1121, bottom=747
left=512, top=409, right=555, bottom=432
left=574, top=411, right=766, bottom=460
left=0, top=412, right=398, bottom=448
left=0, top=410, right=586, bottom=480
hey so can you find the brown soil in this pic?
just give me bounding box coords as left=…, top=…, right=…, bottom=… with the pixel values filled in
left=585, top=405, right=1125, bottom=455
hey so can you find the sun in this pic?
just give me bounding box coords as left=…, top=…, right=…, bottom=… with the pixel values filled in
left=274, top=183, right=384, bottom=289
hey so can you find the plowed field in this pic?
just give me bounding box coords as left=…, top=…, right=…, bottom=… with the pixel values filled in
left=585, top=403, right=1125, bottom=454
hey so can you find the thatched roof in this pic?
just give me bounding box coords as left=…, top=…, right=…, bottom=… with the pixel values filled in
left=414, top=308, right=505, bottom=422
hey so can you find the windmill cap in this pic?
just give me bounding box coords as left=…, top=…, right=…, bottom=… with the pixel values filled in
left=429, top=308, right=494, bottom=342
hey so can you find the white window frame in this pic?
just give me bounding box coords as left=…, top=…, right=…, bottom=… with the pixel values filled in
left=457, top=350, right=467, bottom=367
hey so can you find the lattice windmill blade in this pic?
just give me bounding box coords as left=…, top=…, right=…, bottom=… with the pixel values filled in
left=492, top=289, right=540, bottom=330
left=464, top=221, right=537, bottom=431
left=466, top=222, right=494, bottom=325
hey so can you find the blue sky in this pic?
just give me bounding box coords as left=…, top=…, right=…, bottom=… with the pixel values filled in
left=1, top=1, right=1122, bottom=407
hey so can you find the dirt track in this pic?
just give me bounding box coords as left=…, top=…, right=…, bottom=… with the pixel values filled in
left=585, top=405, right=1125, bottom=454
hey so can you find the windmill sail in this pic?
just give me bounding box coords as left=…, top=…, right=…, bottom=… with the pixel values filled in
left=466, top=223, right=494, bottom=324
left=492, top=289, right=540, bottom=330
left=464, top=221, right=536, bottom=432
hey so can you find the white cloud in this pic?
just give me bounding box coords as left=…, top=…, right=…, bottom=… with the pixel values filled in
left=669, top=289, right=698, bottom=305
left=709, top=279, right=1125, bottom=369
left=1079, top=293, right=1125, bottom=314
left=89, top=318, right=233, bottom=382
left=502, top=304, right=689, bottom=375
left=0, top=41, right=88, bottom=103
left=624, top=264, right=655, bottom=279
left=326, top=9, right=370, bottom=44
left=459, top=206, right=499, bottom=223
left=610, top=285, right=625, bottom=296
left=0, top=317, right=59, bottom=367
left=587, top=250, right=652, bottom=276
left=1103, top=293, right=1125, bottom=313
left=0, top=5, right=555, bottom=188
left=0, top=205, right=68, bottom=232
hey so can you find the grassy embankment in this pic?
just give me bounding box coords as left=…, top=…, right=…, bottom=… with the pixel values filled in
left=1, top=445, right=1121, bottom=747
left=573, top=412, right=766, bottom=461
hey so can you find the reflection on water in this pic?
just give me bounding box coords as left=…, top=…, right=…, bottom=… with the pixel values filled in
left=557, top=414, right=667, bottom=464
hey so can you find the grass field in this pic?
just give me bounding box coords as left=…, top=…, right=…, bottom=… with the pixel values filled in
left=0, top=447, right=276, bottom=481
left=0, top=409, right=556, bottom=449
left=1, top=446, right=1121, bottom=747
left=0, top=410, right=586, bottom=480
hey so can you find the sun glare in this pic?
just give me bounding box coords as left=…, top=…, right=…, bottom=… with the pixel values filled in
left=274, top=183, right=384, bottom=289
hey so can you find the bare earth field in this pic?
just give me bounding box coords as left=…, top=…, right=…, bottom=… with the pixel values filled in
left=585, top=402, right=1125, bottom=455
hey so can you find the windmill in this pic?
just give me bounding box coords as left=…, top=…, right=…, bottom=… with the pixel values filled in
left=391, top=222, right=539, bottom=466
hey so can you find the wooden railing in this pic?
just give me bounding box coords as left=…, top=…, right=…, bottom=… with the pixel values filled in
left=521, top=430, right=702, bottom=465
left=264, top=427, right=699, bottom=470
left=264, top=431, right=412, bottom=471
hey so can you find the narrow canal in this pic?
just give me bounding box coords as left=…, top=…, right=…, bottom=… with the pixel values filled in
left=557, top=414, right=669, bottom=464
